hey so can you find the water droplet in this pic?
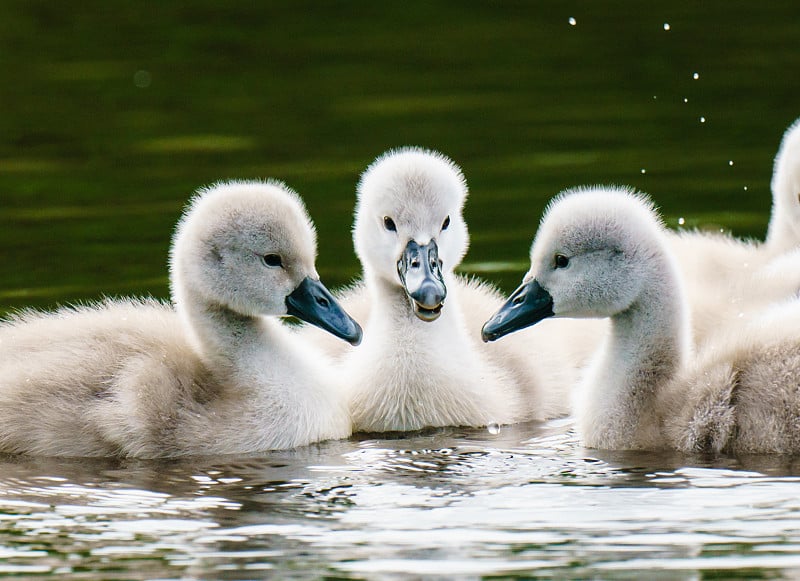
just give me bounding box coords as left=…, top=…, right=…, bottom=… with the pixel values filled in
left=133, top=70, right=152, bottom=88
left=653, top=95, right=658, bottom=100
left=728, top=160, right=734, bottom=166
left=719, top=228, right=725, bottom=233
left=678, top=217, right=685, bottom=226
left=693, top=72, right=700, bottom=80
left=568, top=17, right=577, bottom=26
left=700, top=116, right=706, bottom=123
left=744, top=186, right=748, bottom=191
left=487, top=423, right=501, bottom=435
left=683, top=98, right=689, bottom=103
left=641, top=168, right=646, bottom=174
left=663, top=23, right=671, bottom=31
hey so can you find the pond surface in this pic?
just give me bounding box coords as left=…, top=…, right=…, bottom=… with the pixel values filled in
left=2, top=1, right=800, bottom=578
left=3, top=422, right=800, bottom=579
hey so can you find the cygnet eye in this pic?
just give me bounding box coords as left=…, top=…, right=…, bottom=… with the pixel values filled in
left=383, top=216, right=397, bottom=232
left=262, top=254, right=283, bottom=268
left=554, top=254, right=570, bottom=269
left=442, top=215, right=450, bottom=230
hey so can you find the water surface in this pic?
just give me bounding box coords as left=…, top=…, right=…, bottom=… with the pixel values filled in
left=3, top=422, right=800, bottom=579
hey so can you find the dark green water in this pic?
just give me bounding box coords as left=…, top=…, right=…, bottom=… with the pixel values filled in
left=2, top=1, right=799, bottom=311
left=2, top=2, right=800, bottom=579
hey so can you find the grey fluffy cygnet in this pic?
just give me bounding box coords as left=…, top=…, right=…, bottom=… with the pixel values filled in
left=0, top=180, right=362, bottom=458
left=483, top=186, right=800, bottom=454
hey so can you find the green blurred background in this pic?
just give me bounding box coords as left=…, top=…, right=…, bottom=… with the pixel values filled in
left=1, top=1, right=798, bottom=313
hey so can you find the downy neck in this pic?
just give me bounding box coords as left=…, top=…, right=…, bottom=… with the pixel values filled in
left=581, top=250, right=690, bottom=449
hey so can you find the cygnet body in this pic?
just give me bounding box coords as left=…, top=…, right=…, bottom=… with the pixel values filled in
left=483, top=187, right=800, bottom=454
left=322, top=148, right=594, bottom=432
left=669, top=116, right=800, bottom=342
left=0, top=181, right=362, bottom=458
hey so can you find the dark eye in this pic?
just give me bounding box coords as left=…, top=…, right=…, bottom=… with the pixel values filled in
left=262, top=254, right=282, bottom=268
left=383, top=216, right=396, bottom=232
left=442, top=215, right=450, bottom=230
left=554, top=254, right=569, bottom=269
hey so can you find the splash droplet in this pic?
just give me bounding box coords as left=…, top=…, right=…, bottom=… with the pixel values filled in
left=683, top=98, right=689, bottom=103
left=700, top=116, right=706, bottom=123
left=663, top=23, right=671, bottom=31
left=641, top=168, right=646, bottom=174
left=728, top=160, right=734, bottom=166
left=568, top=17, right=577, bottom=26
left=693, top=72, right=700, bottom=80
left=487, top=423, right=501, bottom=435
left=133, top=70, right=152, bottom=88
left=744, top=186, right=748, bottom=191
left=678, top=217, right=685, bottom=226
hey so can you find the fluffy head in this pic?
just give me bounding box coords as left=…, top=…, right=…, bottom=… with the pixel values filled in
left=353, top=147, right=469, bottom=284
left=170, top=180, right=318, bottom=317
left=767, top=116, right=800, bottom=252
left=527, top=186, right=669, bottom=318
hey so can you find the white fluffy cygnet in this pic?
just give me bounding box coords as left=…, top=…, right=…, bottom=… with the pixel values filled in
left=483, top=186, right=800, bottom=454
left=305, top=147, right=599, bottom=433
left=0, top=180, right=362, bottom=458
left=670, top=116, right=800, bottom=342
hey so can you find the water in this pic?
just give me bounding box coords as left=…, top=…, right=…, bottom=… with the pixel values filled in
left=2, top=2, right=800, bottom=578
left=3, top=423, right=800, bottom=579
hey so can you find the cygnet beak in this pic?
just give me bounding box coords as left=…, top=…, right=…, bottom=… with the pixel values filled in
left=482, top=279, right=554, bottom=342
left=286, top=277, right=363, bottom=345
left=397, top=239, right=447, bottom=322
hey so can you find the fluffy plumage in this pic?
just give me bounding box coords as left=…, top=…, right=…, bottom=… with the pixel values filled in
left=669, top=116, right=800, bottom=343
left=485, top=186, right=800, bottom=454
left=303, top=147, right=599, bottom=432
left=0, top=180, right=357, bottom=457
left=766, top=116, right=800, bottom=253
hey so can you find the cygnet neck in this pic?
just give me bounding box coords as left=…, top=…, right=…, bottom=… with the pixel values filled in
left=766, top=212, right=799, bottom=255
left=174, top=283, right=272, bottom=376
left=583, top=245, right=690, bottom=449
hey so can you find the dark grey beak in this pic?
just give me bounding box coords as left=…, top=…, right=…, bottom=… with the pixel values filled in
left=286, top=277, right=363, bottom=345
left=482, top=279, right=554, bottom=342
left=397, top=239, right=447, bottom=322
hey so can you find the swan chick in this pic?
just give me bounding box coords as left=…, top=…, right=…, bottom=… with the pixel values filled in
left=483, top=186, right=800, bottom=454
left=667, top=116, right=800, bottom=343
left=0, top=180, right=362, bottom=458
left=343, top=147, right=531, bottom=432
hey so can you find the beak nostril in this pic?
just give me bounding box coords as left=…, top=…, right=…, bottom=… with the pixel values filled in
left=411, top=260, right=420, bottom=268
left=316, top=297, right=330, bottom=308
left=512, top=296, right=524, bottom=306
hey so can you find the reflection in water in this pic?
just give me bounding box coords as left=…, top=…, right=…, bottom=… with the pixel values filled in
left=2, top=422, right=800, bottom=578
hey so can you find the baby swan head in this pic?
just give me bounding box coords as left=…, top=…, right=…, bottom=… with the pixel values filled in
left=483, top=186, right=665, bottom=341
left=354, top=147, right=469, bottom=321
left=171, top=180, right=362, bottom=345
